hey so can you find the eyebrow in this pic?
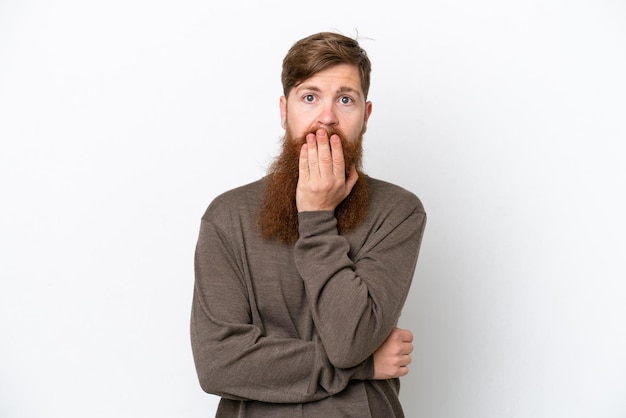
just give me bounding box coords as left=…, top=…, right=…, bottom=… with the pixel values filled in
left=296, top=85, right=363, bottom=99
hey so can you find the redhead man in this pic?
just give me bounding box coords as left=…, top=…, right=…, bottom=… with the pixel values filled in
left=191, top=31, right=426, bottom=417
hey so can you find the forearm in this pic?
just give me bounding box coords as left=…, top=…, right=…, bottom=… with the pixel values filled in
left=191, top=290, right=373, bottom=403
left=294, top=208, right=426, bottom=368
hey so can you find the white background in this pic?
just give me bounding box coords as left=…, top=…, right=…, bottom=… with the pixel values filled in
left=1, top=1, right=625, bottom=417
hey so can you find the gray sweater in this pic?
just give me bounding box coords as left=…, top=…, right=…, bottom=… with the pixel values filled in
left=191, top=176, right=426, bottom=417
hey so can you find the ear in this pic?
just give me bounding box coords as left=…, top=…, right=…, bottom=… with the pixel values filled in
left=362, top=101, right=373, bottom=133
left=279, top=96, right=287, bottom=128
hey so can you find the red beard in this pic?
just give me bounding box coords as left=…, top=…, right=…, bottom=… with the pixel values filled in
left=258, top=127, right=369, bottom=244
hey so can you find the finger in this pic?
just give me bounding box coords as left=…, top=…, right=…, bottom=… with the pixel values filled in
left=405, top=354, right=412, bottom=366
left=306, top=133, right=319, bottom=175
left=298, top=143, right=309, bottom=179
left=315, top=129, right=333, bottom=176
left=398, top=329, right=414, bottom=343
left=329, top=134, right=346, bottom=178
left=398, top=348, right=413, bottom=365
left=399, top=341, right=414, bottom=356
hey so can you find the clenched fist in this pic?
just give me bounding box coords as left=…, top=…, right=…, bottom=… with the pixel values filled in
left=373, top=327, right=414, bottom=379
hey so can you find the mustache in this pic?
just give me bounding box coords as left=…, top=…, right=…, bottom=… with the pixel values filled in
left=292, top=127, right=347, bottom=144
left=259, top=125, right=369, bottom=244
left=290, top=127, right=361, bottom=164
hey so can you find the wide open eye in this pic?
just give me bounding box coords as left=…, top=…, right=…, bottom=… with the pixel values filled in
left=304, top=94, right=315, bottom=103
left=340, top=96, right=352, bottom=105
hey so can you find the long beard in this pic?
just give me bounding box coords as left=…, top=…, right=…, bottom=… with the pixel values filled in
left=258, top=128, right=369, bottom=244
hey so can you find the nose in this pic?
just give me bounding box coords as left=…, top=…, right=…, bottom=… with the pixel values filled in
left=316, top=103, right=339, bottom=128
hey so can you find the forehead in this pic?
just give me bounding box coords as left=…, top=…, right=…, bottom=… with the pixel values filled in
left=291, top=64, right=363, bottom=97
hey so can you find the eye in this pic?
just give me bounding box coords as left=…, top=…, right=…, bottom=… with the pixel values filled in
left=340, top=96, right=353, bottom=105
left=304, top=94, right=315, bottom=103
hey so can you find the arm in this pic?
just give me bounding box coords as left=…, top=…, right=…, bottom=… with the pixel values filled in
left=191, top=212, right=373, bottom=404
left=294, top=204, right=426, bottom=368
left=294, top=129, right=426, bottom=369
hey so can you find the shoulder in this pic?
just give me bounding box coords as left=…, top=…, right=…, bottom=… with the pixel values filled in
left=201, top=178, right=266, bottom=222
left=366, top=176, right=426, bottom=215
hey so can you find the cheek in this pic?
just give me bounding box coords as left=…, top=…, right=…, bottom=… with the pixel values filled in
left=338, top=110, right=366, bottom=132
left=343, top=120, right=365, bottom=141
left=288, top=118, right=316, bottom=138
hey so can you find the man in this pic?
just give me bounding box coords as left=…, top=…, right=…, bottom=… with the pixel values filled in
left=191, top=31, right=426, bottom=417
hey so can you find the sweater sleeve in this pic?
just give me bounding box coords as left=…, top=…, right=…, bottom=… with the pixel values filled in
left=191, top=214, right=373, bottom=404
left=293, top=192, right=426, bottom=369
